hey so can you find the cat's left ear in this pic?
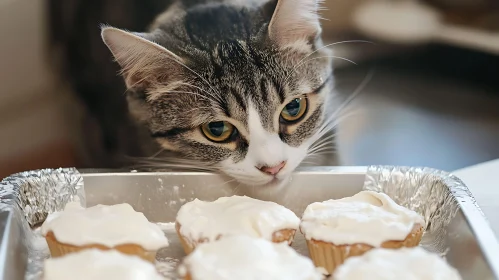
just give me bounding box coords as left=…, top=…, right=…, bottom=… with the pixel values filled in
left=268, top=0, right=322, bottom=48
left=101, top=26, right=184, bottom=90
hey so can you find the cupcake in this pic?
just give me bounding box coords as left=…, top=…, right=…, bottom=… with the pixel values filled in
left=175, top=195, right=300, bottom=254
left=333, top=247, right=462, bottom=280
left=43, top=249, right=165, bottom=280
left=41, top=202, right=169, bottom=262
left=179, top=235, right=323, bottom=280
left=300, top=190, right=424, bottom=274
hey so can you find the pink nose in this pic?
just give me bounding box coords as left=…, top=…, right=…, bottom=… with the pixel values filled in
left=258, top=161, right=286, bottom=175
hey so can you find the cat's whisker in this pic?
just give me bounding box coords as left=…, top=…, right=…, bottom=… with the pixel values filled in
left=308, top=147, right=337, bottom=156
left=306, top=148, right=338, bottom=161
left=304, top=69, right=373, bottom=162
left=308, top=144, right=339, bottom=154
left=315, top=109, right=361, bottom=140
left=301, top=160, right=322, bottom=166
left=232, top=182, right=243, bottom=194
left=283, top=40, right=374, bottom=85
left=165, top=58, right=224, bottom=102
left=225, top=174, right=257, bottom=180
left=301, top=150, right=337, bottom=166
left=332, top=68, right=374, bottom=115
left=305, top=152, right=332, bottom=161
left=148, top=148, right=166, bottom=159
left=297, top=40, right=375, bottom=68
left=313, top=68, right=374, bottom=139
left=308, top=137, right=336, bottom=155
left=301, top=157, right=323, bottom=165
left=224, top=171, right=272, bottom=184
left=292, top=55, right=358, bottom=74
left=225, top=170, right=254, bottom=175
left=309, top=137, right=336, bottom=154
left=309, top=116, right=343, bottom=146
left=224, top=172, right=261, bottom=180
left=177, top=82, right=224, bottom=104
left=218, top=178, right=237, bottom=187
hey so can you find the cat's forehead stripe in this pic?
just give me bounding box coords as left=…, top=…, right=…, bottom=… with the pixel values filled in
left=259, top=79, right=268, bottom=103
left=231, top=88, right=247, bottom=112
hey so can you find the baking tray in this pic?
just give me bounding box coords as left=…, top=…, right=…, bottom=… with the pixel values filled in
left=1, top=166, right=498, bottom=279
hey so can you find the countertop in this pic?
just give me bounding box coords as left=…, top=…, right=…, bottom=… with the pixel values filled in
left=453, top=159, right=499, bottom=237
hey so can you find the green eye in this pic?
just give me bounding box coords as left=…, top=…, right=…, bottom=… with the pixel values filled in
left=201, top=121, right=235, bottom=142
left=280, top=97, right=307, bottom=122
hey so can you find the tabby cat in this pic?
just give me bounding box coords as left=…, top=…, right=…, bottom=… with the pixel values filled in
left=99, top=0, right=338, bottom=188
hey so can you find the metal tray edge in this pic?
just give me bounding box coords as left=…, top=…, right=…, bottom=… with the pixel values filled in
left=446, top=172, right=499, bottom=278
left=1, top=166, right=498, bottom=279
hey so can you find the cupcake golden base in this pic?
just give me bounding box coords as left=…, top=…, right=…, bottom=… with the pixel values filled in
left=306, top=223, right=424, bottom=274
left=176, top=222, right=296, bottom=254
left=175, top=196, right=300, bottom=254
left=45, top=231, right=158, bottom=262
left=300, top=191, right=426, bottom=275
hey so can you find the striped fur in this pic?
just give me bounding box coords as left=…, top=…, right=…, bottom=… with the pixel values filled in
left=102, top=0, right=336, bottom=187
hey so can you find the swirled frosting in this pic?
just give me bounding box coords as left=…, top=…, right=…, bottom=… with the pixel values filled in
left=179, top=235, right=323, bottom=280
left=333, top=247, right=462, bottom=280
left=41, top=202, right=169, bottom=250
left=300, top=191, right=424, bottom=246
left=43, top=249, right=165, bottom=280
left=176, top=196, right=300, bottom=243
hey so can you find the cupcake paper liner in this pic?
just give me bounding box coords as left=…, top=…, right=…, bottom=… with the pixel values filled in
left=45, top=231, right=158, bottom=262
left=306, top=224, right=424, bottom=274
left=175, top=221, right=297, bottom=255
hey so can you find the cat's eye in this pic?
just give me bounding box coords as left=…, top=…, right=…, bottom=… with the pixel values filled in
left=201, top=121, right=236, bottom=142
left=280, top=97, right=308, bottom=123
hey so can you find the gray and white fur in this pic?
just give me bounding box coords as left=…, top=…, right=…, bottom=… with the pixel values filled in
left=102, top=0, right=337, bottom=188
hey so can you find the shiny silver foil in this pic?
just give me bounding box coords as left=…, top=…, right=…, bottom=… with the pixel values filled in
left=0, top=168, right=85, bottom=227
left=0, top=168, right=85, bottom=280
left=364, top=166, right=476, bottom=253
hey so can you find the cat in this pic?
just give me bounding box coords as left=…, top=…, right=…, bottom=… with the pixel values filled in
left=99, top=0, right=338, bottom=188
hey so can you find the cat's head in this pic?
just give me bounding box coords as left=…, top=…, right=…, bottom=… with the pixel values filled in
left=101, top=0, right=334, bottom=187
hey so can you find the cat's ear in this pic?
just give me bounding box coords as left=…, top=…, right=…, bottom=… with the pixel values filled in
left=101, top=26, right=183, bottom=90
left=268, top=0, right=322, bottom=47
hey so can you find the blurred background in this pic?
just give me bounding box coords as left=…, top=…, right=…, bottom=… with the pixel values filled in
left=0, top=0, right=498, bottom=178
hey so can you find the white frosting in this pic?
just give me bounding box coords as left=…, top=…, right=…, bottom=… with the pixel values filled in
left=43, top=249, right=165, bottom=280
left=41, top=202, right=169, bottom=250
left=180, top=235, right=322, bottom=280
left=300, top=191, right=424, bottom=246
left=333, top=247, right=462, bottom=280
left=176, top=196, right=300, bottom=243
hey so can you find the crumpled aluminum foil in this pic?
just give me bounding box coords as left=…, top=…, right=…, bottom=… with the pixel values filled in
left=363, top=165, right=478, bottom=253
left=0, top=168, right=85, bottom=280
left=0, top=168, right=85, bottom=227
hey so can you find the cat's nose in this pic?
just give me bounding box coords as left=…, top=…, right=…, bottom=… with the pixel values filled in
left=258, top=161, right=286, bottom=175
